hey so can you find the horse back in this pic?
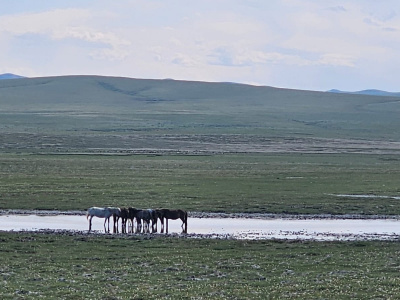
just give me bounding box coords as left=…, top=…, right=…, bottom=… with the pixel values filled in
left=161, top=209, right=187, bottom=220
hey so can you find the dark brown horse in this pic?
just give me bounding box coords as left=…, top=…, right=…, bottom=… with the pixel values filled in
left=158, top=209, right=187, bottom=233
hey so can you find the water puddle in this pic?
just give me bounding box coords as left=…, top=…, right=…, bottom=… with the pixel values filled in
left=0, top=214, right=399, bottom=241
left=328, top=194, right=400, bottom=200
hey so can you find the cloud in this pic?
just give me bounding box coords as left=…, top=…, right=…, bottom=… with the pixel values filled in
left=317, top=53, right=356, bottom=67
left=208, top=46, right=311, bottom=67
left=0, top=8, right=91, bottom=35
left=171, top=53, right=199, bottom=67
left=0, top=8, right=131, bottom=61
left=363, top=16, right=399, bottom=32
left=52, top=27, right=131, bottom=61
left=327, top=6, right=347, bottom=13
left=364, top=17, right=381, bottom=27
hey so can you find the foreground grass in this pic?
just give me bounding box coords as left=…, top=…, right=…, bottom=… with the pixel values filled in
left=0, top=232, right=399, bottom=299
left=0, top=153, right=400, bottom=215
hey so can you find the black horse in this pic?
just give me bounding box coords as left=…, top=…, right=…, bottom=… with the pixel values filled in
left=128, top=207, right=140, bottom=233
left=118, top=207, right=129, bottom=233
left=158, top=209, right=188, bottom=233
left=127, top=208, right=157, bottom=233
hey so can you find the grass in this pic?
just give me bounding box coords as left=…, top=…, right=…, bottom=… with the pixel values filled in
left=0, top=232, right=399, bottom=299
left=1, top=76, right=399, bottom=216
left=1, top=75, right=400, bottom=299
left=0, top=153, right=400, bottom=215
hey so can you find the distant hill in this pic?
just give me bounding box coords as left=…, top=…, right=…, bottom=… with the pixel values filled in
left=327, top=89, right=400, bottom=97
left=0, top=75, right=400, bottom=152
left=0, top=73, right=25, bottom=79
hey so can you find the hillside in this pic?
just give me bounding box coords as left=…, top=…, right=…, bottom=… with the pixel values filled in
left=328, top=89, right=400, bottom=97
left=0, top=75, right=400, bottom=154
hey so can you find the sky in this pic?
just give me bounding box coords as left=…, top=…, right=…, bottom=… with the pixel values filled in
left=0, top=0, right=399, bottom=92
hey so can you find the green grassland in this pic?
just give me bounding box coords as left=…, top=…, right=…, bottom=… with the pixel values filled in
left=0, top=153, right=399, bottom=215
left=1, top=76, right=400, bottom=299
left=0, top=232, right=399, bottom=299
left=0, top=75, right=400, bottom=214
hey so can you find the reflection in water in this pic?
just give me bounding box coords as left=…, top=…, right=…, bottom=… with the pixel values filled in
left=0, top=214, right=399, bottom=241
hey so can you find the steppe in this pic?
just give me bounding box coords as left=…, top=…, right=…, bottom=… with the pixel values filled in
left=0, top=76, right=399, bottom=298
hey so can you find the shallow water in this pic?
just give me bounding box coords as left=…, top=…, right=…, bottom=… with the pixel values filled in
left=0, top=214, right=399, bottom=241
left=329, top=193, right=400, bottom=200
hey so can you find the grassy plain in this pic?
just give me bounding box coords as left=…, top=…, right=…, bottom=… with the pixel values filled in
left=0, top=232, right=399, bottom=299
left=0, top=153, right=400, bottom=214
left=0, top=76, right=399, bottom=215
left=1, top=76, right=400, bottom=299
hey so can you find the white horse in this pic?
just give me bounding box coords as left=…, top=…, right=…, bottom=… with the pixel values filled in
left=86, top=207, right=121, bottom=233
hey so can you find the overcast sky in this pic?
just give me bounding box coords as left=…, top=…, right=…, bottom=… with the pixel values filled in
left=1, top=0, right=399, bottom=91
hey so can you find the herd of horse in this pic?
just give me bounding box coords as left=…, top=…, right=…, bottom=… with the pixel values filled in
left=86, top=207, right=188, bottom=234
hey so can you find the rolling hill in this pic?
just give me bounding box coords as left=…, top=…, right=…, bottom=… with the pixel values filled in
left=328, top=89, right=400, bottom=97
left=0, top=75, right=399, bottom=154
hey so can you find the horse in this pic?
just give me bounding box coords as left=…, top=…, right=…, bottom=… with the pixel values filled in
left=158, top=209, right=188, bottom=233
left=152, top=209, right=163, bottom=233
left=86, top=207, right=121, bottom=233
left=119, top=207, right=129, bottom=233
left=135, top=209, right=157, bottom=233
left=128, top=207, right=140, bottom=233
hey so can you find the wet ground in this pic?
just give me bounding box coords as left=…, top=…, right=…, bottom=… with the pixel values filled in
left=0, top=211, right=399, bottom=241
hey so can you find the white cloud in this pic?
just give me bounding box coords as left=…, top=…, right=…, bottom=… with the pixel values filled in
left=317, top=53, right=356, bottom=67
left=0, top=9, right=131, bottom=61
left=171, top=53, right=199, bottom=67
left=327, top=6, right=347, bottom=13
left=0, top=9, right=91, bottom=35
left=53, top=27, right=131, bottom=61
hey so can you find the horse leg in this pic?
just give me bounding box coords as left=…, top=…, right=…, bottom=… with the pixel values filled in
left=181, top=218, right=184, bottom=233
left=104, top=217, right=110, bottom=233
left=182, top=214, right=187, bottom=233
left=181, top=212, right=187, bottom=233
left=160, top=217, right=164, bottom=233
left=184, top=218, right=187, bottom=233
left=113, top=215, right=118, bottom=234
left=129, top=218, right=133, bottom=233
left=89, top=216, right=93, bottom=232
left=166, top=219, right=169, bottom=233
